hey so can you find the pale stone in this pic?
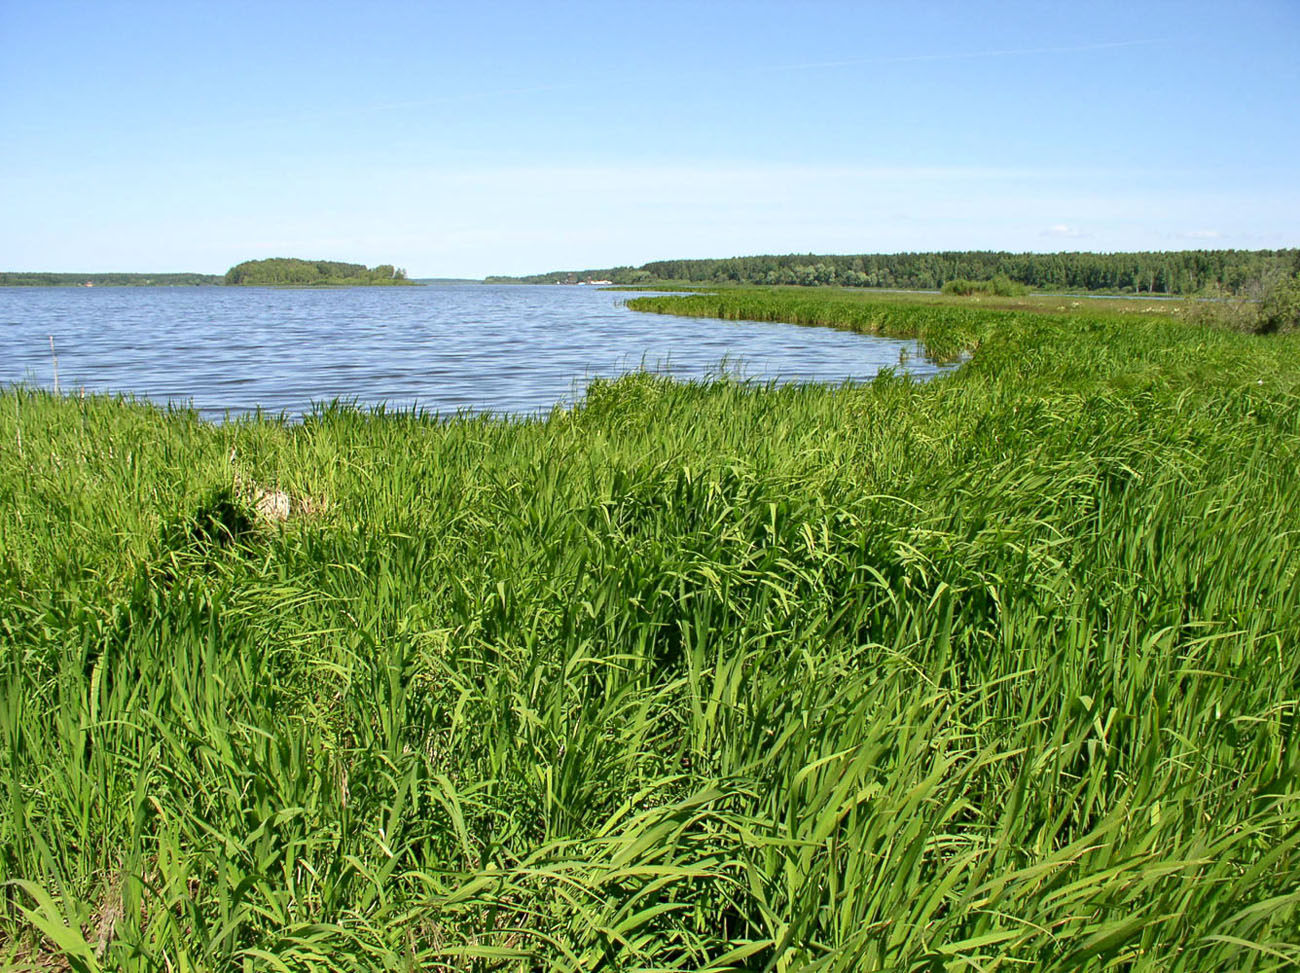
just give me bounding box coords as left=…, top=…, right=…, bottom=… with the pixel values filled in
left=254, top=488, right=291, bottom=523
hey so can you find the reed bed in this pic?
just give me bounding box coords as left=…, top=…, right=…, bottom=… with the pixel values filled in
left=1, top=293, right=1298, bottom=970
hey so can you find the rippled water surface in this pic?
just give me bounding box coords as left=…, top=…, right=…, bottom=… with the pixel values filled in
left=0, top=285, right=951, bottom=420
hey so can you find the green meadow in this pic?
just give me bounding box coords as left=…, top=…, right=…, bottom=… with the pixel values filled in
left=2, top=292, right=1298, bottom=970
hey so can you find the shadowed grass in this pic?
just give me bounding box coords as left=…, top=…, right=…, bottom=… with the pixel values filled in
left=1, top=292, right=1299, bottom=970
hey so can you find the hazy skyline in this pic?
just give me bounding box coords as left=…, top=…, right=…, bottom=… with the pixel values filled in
left=3, top=0, right=1297, bottom=277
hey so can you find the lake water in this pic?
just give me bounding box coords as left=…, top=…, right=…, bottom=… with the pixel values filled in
left=0, top=285, right=951, bottom=421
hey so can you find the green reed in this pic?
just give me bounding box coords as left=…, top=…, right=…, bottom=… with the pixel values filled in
left=1, top=292, right=1298, bottom=970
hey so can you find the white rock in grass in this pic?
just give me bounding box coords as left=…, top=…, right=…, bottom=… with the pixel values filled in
left=253, top=488, right=291, bottom=523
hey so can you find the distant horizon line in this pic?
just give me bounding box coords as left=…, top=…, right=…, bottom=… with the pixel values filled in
left=6, top=243, right=1298, bottom=281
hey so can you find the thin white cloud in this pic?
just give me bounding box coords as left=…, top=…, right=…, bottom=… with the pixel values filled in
left=1041, top=224, right=1087, bottom=239
left=1181, top=228, right=1223, bottom=240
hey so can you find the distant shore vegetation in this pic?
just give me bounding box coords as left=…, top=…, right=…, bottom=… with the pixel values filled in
left=0, top=260, right=412, bottom=287
left=223, top=258, right=411, bottom=286
left=488, top=247, right=1300, bottom=296
left=0, top=272, right=223, bottom=287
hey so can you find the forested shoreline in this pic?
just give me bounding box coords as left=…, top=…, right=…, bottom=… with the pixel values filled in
left=0, top=259, right=412, bottom=287
left=0, top=272, right=223, bottom=286
left=489, top=247, right=1300, bottom=295
left=10, top=250, right=1298, bottom=293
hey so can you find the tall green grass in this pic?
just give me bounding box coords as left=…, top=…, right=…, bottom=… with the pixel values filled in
left=2, top=294, right=1299, bottom=970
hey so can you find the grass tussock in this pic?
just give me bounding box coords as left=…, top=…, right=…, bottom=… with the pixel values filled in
left=940, top=274, right=1029, bottom=297
left=2, top=292, right=1300, bottom=970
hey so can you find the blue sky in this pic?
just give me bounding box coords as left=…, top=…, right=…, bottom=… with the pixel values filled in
left=2, top=0, right=1297, bottom=277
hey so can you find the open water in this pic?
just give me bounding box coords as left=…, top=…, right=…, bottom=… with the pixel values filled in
left=0, top=284, right=952, bottom=420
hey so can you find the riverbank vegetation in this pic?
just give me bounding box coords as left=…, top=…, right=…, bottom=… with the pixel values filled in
left=3, top=291, right=1299, bottom=970
left=489, top=247, right=1300, bottom=296
left=627, top=276, right=1300, bottom=338
left=224, top=258, right=411, bottom=286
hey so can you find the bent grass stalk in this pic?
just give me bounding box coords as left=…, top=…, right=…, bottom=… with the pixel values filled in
left=1, top=292, right=1298, bottom=969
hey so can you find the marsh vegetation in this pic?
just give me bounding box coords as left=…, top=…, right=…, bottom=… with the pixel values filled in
left=2, top=292, right=1298, bottom=970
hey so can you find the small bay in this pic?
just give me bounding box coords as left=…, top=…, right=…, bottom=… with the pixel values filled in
left=0, top=284, right=949, bottom=420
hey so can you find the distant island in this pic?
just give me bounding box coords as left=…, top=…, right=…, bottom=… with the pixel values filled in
left=224, top=258, right=411, bottom=286
left=487, top=248, right=1300, bottom=297
left=0, top=258, right=413, bottom=287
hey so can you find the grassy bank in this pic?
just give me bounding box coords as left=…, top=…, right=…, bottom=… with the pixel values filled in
left=624, top=286, right=1191, bottom=355
left=611, top=281, right=1189, bottom=311
left=2, top=293, right=1299, bottom=970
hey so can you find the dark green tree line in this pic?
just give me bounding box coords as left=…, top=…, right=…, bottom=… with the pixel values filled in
left=491, top=249, right=1300, bottom=296
left=0, top=272, right=222, bottom=286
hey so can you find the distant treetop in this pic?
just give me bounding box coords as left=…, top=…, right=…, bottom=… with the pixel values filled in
left=224, top=258, right=411, bottom=286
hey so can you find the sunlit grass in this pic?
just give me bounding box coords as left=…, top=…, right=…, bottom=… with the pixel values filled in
left=2, top=293, right=1298, bottom=970
left=617, top=282, right=1192, bottom=319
